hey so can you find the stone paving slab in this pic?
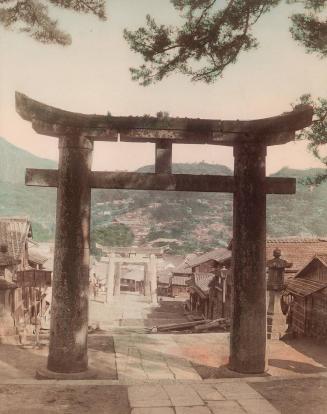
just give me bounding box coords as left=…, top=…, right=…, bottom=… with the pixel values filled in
left=163, top=384, right=204, bottom=407
left=175, top=407, right=212, bottom=414
left=214, top=382, right=264, bottom=399
left=207, top=400, right=246, bottom=414
left=122, top=381, right=281, bottom=414
left=114, top=334, right=202, bottom=381
left=131, top=408, right=175, bottom=414
left=238, top=398, right=280, bottom=414
left=128, top=385, right=171, bottom=408
left=191, top=383, right=225, bottom=401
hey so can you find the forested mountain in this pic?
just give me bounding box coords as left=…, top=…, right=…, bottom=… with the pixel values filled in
left=1, top=137, right=326, bottom=252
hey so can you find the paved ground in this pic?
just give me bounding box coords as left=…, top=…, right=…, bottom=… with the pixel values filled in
left=252, top=377, right=327, bottom=414
left=0, top=384, right=129, bottom=414
left=90, top=293, right=189, bottom=329
left=1, top=292, right=327, bottom=413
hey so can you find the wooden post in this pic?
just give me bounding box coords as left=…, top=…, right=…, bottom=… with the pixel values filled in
left=155, top=141, right=172, bottom=174
left=144, top=264, right=151, bottom=298
left=229, top=143, right=267, bottom=374
left=149, top=253, right=157, bottom=304
left=106, top=253, right=115, bottom=303
left=114, top=262, right=121, bottom=296
left=47, top=136, right=93, bottom=374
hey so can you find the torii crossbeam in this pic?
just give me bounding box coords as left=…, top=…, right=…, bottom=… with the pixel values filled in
left=16, top=92, right=313, bottom=377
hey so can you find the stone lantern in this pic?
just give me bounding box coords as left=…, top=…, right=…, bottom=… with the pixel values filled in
left=267, top=248, right=292, bottom=291
left=266, top=248, right=292, bottom=339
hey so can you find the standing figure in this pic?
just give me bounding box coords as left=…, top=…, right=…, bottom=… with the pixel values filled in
left=90, top=273, right=98, bottom=300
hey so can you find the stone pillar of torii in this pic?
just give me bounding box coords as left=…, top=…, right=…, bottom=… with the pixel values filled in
left=15, top=92, right=313, bottom=377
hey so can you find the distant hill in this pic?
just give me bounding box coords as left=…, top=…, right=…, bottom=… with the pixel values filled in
left=0, top=137, right=56, bottom=183
left=137, top=162, right=232, bottom=175
left=1, top=136, right=327, bottom=252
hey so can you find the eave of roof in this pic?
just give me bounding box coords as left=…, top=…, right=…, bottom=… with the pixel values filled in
left=28, top=249, right=48, bottom=265
left=285, top=278, right=327, bottom=297
left=295, top=254, right=327, bottom=279
left=187, top=248, right=230, bottom=268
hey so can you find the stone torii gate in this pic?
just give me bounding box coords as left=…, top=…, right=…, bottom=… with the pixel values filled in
left=97, top=246, right=162, bottom=304
left=16, top=92, right=313, bottom=377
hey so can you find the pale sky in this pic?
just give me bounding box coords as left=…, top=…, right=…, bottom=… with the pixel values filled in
left=0, top=0, right=326, bottom=174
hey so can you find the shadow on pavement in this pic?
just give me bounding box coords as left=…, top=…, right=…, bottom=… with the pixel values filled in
left=0, top=384, right=130, bottom=414
left=251, top=377, right=327, bottom=414
left=269, top=358, right=327, bottom=374
left=0, top=335, right=117, bottom=380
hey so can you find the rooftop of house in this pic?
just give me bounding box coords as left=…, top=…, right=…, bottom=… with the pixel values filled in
left=285, top=278, right=327, bottom=297
left=28, top=247, right=48, bottom=266
left=266, top=238, right=327, bottom=273
left=0, top=217, right=31, bottom=263
left=294, top=253, right=327, bottom=279
left=187, top=272, right=215, bottom=297
left=187, top=248, right=230, bottom=268
left=170, top=275, right=190, bottom=286
left=172, top=253, right=198, bottom=275
left=121, top=268, right=145, bottom=282
left=188, top=238, right=327, bottom=274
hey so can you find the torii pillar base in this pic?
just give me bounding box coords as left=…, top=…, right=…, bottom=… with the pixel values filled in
left=36, top=367, right=97, bottom=380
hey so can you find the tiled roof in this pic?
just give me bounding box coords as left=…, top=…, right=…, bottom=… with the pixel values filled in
left=122, top=268, right=145, bottom=282
left=285, top=278, right=327, bottom=297
left=173, top=254, right=197, bottom=274
left=192, top=273, right=215, bottom=295
left=266, top=238, right=327, bottom=273
left=28, top=248, right=48, bottom=265
left=294, top=254, right=327, bottom=279
left=0, top=217, right=30, bottom=262
left=225, top=238, right=327, bottom=274
left=187, top=248, right=230, bottom=268
left=170, top=276, right=190, bottom=286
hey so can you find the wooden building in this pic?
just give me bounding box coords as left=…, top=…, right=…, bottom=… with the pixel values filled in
left=284, top=254, right=327, bottom=339
left=171, top=255, right=195, bottom=277
left=157, top=273, right=170, bottom=296
left=120, top=267, right=144, bottom=293
left=163, top=254, right=195, bottom=298
left=188, top=248, right=230, bottom=274
left=266, top=238, right=327, bottom=280
left=187, top=249, right=231, bottom=319
left=187, top=273, right=214, bottom=318
left=187, top=238, right=327, bottom=321
left=168, top=275, right=189, bottom=298
left=0, top=217, right=51, bottom=337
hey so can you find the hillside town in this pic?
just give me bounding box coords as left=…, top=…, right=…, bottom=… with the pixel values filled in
left=2, top=216, right=327, bottom=344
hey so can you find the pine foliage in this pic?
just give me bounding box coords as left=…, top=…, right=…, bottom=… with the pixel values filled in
left=0, top=0, right=106, bottom=45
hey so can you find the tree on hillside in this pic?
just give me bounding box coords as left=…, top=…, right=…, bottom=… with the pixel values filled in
left=0, top=0, right=106, bottom=45
left=294, top=94, right=327, bottom=183
left=124, top=0, right=327, bottom=85
left=92, top=223, right=134, bottom=247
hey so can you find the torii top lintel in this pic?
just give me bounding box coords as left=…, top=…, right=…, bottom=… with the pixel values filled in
left=15, top=92, right=313, bottom=147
